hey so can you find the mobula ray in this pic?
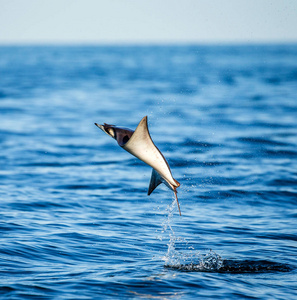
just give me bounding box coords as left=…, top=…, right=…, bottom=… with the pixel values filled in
left=95, top=116, right=181, bottom=215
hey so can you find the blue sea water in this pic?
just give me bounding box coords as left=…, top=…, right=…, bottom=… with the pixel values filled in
left=0, top=44, right=297, bottom=299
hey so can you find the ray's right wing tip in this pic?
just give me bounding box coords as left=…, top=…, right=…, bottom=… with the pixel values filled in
left=174, top=179, right=181, bottom=188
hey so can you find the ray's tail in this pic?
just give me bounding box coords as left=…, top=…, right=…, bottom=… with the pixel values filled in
left=174, top=190, right=181, bottom=216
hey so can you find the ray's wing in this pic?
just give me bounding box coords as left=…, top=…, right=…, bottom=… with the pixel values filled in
left=122, top=116, right=179, bottom=189
left=148, top=169, right=182, bottom=216
left=148, top=169, right=163, bottom=195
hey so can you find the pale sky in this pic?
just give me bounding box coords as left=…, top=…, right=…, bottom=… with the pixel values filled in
left=1, top=0, right=297, bottom=44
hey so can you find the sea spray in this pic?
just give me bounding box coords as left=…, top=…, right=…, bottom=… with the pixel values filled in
left=160, top=196, right=224, bottom=271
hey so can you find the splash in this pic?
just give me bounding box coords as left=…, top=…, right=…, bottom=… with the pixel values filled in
left=159, top=197, right=224, bottom=271
left=164, top=235, right=224, bottom=271
left=158, top=198, right=291, bottom=273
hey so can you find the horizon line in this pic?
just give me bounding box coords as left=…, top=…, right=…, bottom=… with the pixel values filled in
left=1, top=40, right=297, bottom=47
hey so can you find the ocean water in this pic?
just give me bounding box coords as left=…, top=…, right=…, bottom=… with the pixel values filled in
left=0, top=44, right=297, bottom=299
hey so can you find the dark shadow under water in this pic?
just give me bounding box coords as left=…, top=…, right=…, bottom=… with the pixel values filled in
left=166, top=259, right=293, bottom=273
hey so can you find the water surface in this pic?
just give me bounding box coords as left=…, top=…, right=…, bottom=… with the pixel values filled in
left=0, top=45, right=297, bottom=299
